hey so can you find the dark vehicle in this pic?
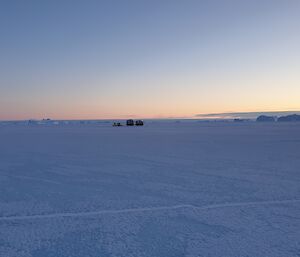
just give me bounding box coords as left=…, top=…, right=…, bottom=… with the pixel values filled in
left=135, top=120, right=144, bottom=126
left=113, top=122, right=122, bottom=127
left=126, top=119, right=134, bottom=126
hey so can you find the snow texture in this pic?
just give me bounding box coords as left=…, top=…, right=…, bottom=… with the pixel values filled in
left=0, top=121, right=300, bottom=257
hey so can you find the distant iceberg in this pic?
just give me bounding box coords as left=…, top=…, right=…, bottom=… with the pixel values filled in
left=278, top=114, right=300, bottom=122
left=256, top=115, right=276, bottom=122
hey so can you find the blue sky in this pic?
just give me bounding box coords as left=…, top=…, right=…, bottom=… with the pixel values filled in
left=1, top=0, right=300, bottom=120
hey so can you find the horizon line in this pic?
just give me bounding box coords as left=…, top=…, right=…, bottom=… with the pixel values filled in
left=1, top=110, right=300, bottom=122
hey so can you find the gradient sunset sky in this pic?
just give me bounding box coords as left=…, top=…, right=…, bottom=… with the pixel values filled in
left=1, top=0, right=299, bottom=120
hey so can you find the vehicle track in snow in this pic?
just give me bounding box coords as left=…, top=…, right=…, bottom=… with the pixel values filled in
left=0, top=199, right=299, bottom=221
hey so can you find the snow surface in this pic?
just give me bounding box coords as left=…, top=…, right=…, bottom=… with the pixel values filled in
left=0, top=121, right=300, bottom=257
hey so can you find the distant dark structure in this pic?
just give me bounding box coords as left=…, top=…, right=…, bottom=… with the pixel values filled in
left=28, top=119, right=37, bottom=125
left=234, top=119, right=243, bottom=122
left=256, top=115, right=276, bottom=122
left=234, top=118, right=250, bottom=122
left=135, top=120, right=144, bottom=126
left=113, top=122, right=122, bottom=127
left=125, top=119, right=144, bottom=126
left=278, top=114, right=300, bottom=122
left=126, top=119, right=134, bottom=126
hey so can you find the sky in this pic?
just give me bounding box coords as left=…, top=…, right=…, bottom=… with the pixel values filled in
left=1, top=0, right=300, bottom=120
left=196, top=111, right=300, bottom=120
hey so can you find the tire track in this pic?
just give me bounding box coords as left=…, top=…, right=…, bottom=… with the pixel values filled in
left=0, top=199, right=299, bottom=221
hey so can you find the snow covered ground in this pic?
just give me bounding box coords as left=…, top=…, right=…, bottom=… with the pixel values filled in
left=0, top=120, right=299, bottom=257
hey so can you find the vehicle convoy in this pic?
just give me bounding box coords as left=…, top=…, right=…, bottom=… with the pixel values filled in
left=113, top=120, right=144, bottom=127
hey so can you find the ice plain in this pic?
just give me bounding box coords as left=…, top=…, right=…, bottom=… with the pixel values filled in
left=0, top=120, right=300, bottom=257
